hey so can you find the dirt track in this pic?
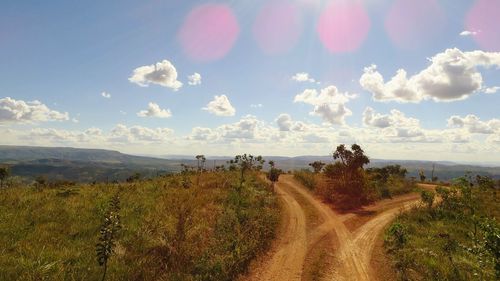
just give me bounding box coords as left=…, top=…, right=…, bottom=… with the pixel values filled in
left=243, top=175, right=422, bottom=281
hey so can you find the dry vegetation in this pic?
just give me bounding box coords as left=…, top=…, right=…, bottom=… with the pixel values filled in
left=0, top=169, right=280, bottom=281
left=294, top=144, right=416, bottom=210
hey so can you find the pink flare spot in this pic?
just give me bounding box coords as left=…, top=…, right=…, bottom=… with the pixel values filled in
left=178, top=4, right=240, bottom=62
left=466, top=0, right=500, bottom=51
left=253, top=1, right=303, bottom=55
left=385, top=0, right=445, bottom=49
left=317, top=1, right=371, bottom=53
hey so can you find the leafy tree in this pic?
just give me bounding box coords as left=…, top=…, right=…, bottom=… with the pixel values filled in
left=328, top=144, right=371, bottom=208
left=387, top=222, right=408, bottom=248
left=229, top=154, right=265, bottom=188
left=195, top=155, right=206, bottom=172
left=309, top=161, right=325, bottom=173
left=0, top=166, right=10, bottom=188
left=96, top=194, right=121, bottom=281
left=367, top=165, right=407, bottom=183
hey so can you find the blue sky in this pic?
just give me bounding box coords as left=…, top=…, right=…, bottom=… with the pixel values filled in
left=1, top=0, right=499, bottom=162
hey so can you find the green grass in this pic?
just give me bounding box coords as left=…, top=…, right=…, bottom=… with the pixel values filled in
left=0, top=171, right=280, bottom=281
left=385, top=183, right=499, bottom=281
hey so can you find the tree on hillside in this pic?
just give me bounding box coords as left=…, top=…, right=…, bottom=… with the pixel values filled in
left=0, top=166, right=10, bottom=188
left=195, top=155, right=206, bottom=172
left=229, top=154, right=265, bottom=188
left=267, top=161, right=282, bottom=188
left=332, top=144, right=369, bottom=183
left=326, top=144, right=371, bottom=209
left=309, top=161, right=325, bottom=173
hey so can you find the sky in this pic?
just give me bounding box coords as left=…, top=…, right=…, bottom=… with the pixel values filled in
left=1, top=0, right=499, bottom=162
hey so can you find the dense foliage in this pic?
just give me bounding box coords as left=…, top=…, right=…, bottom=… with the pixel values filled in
left=0, top=170, right=279, bottom=281
left=295, top=144, right=415, bottom=209
left=385, top=175, right=500, bottom=280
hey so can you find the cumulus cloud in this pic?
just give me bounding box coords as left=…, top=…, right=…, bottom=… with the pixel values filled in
left=484, top=86, right=499, bottom=94
left=294, top=86, right=354, bottom=125
left=363, top=107, right=420, bottom=129
left=101, top=92, right=111, bottom=99
left=128, top=59, right=183, bottom=90
left=447, top=114, right=500, bottom=134
left=220, top=115, right=259, bottom=139
left=292, top=72, right=316, bottom=83
left=360, top=48, right=500, bottom=103
left=109, top=124, right=174, bottom=143
left=0, top=97, right=69, bottom=124
left=276, top=113, right=293, bottom=131
left=187, top=127, right=217, bottom=141
left=137, top=102, right=172, bottom=118
left=203, top=95, right=236, bottom=116
left=188, top=72, right=202, bottom=86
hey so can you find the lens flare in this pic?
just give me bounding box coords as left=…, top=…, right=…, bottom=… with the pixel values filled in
left=178, top=4, right=240, bottom=62
left=317, top=0, right=371, bottom=53
left=385, top=0, right=445, bottom=49
left=466, top=0, right=500, bottom=51
left=253, top=1, right=303, bottom=55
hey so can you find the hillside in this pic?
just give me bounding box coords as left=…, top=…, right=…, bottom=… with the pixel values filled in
left=1, top=146, right=499, bottom=182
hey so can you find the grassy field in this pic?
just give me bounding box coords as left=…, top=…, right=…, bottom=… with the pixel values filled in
left=0, top=171, right=280, bottom=281
left=385, top=176, right=499, bottom=281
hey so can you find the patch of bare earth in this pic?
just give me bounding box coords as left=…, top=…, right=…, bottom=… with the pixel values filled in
left=242, top=175, right=428, bottom=281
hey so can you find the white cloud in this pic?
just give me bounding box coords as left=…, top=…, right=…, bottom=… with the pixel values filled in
left=187, top=72, right=202, bottom=86
left=360, top=48, right=500, bottom=103
left=363, top=107, right=419, bottom=129
left=110, top=124, right=174, bottom=143
left=128, top=59, right=183, bottom=90
left=0, top=97, right=69, bottom=124
left=292, top=72, right=316, bottom=83
left=294, top=86, right=354, bottom=125
left=447, top=114, right=500, bottom=134
left=101, top=92, right=111, bottom=99
left=219, top=115, right=259, bottom=139
left=276, top=113, right=293, bottom=131
left=187, top=127, right=217, bottom=141
left=137, top=102, right=172, bottom=118
left=484, top=86, right=499, bottom=94
left=250, top=103, right=263, bottom=108
left=460, top=30, right=478, bottom=37
left=202, top=95, right=236, bottom=117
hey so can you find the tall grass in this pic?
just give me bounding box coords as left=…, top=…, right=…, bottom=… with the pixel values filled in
left=0, top=171, right=279, bottom=281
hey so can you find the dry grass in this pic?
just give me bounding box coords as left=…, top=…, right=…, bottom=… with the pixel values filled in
left=0, top=171, right=279, bottom=281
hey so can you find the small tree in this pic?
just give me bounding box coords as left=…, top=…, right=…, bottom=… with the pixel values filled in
left=420, top=190, right=435, bottom=210
left=0, top=166, right=10, bottom=188
left=267, top=161, right=281, bottom=187
left=229, top=154, right=265, bottom=188
left=195, top=155, right=206, bottom=172
left=387, top=222, right=408, bottom=248
left=419, top=169, right=426, bottom=182
left=309, top=161, right=325, bottom=174
left=96, top=194, right=121, bottom=281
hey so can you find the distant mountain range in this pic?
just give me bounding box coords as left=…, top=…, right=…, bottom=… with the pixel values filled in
left=1, top=145, right=499, bottom=183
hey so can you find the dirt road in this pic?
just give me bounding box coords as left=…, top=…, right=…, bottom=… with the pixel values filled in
left=243, top=175, right=423, bottom=281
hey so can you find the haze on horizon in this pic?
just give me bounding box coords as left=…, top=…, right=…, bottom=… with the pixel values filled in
left=1, top=0, right=499, bottom=162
